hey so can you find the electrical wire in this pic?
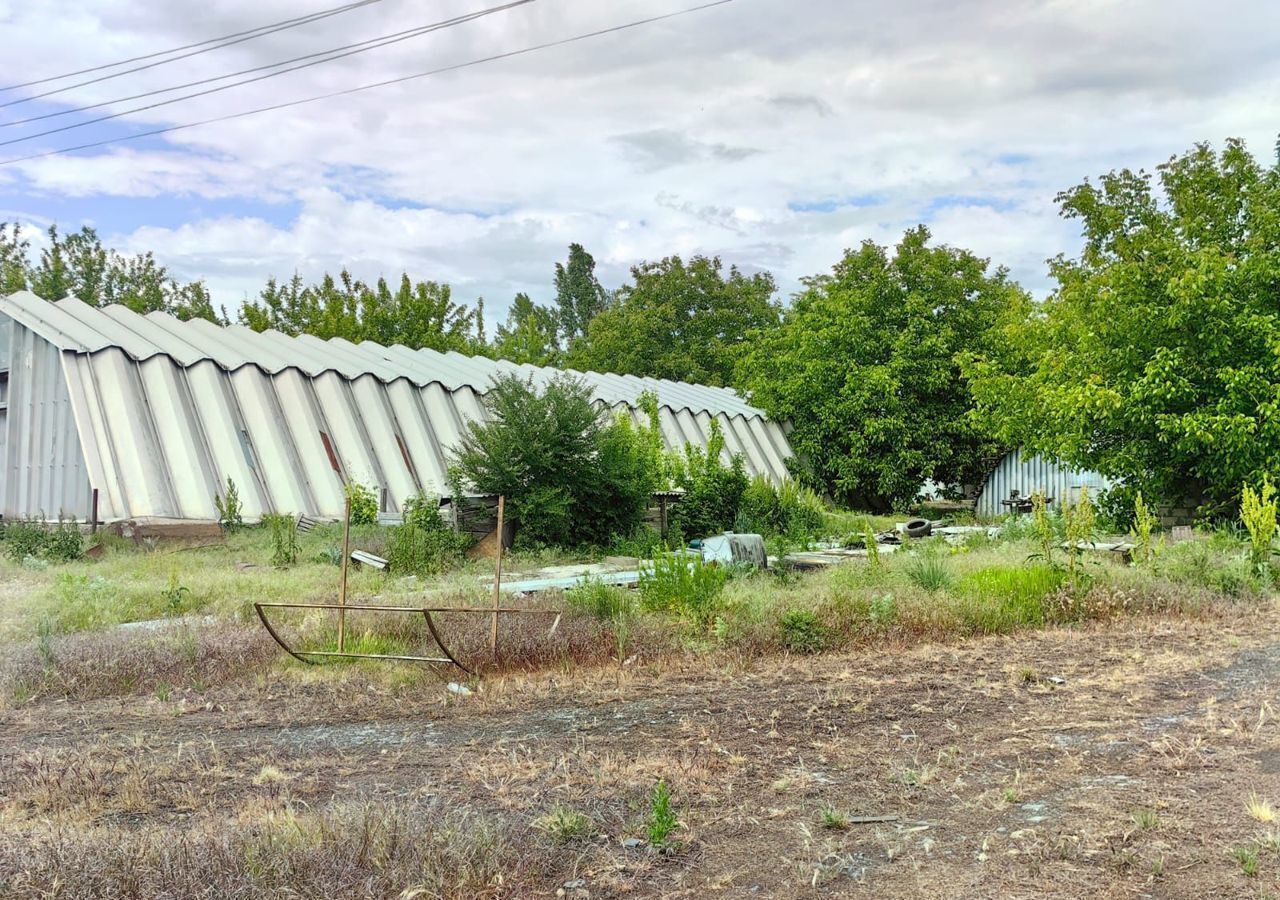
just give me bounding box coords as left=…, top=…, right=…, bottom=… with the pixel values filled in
left=0, top=0, right=389, bottom=96
left=0, top=0, right=536, bottom=134
left=0, top=0, right=736, bottom=166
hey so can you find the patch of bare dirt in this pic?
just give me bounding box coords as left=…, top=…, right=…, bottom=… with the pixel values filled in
left=3, top=606, right=1280, bottom=898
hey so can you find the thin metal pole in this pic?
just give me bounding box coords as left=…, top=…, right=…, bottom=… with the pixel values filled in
left=90, top=488, right=99, bottom=534
left=490, top=495, right=505, bottom=661
left=338, top=495, right=351, bottom=653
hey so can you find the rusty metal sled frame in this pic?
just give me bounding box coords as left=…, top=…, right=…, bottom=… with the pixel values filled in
left=255, top=495, right=558, bottom=673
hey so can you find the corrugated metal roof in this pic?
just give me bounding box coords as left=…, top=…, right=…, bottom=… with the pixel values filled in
left=0, top=291, right=764, bottom=418
left=0, top=291, right=795, bottom=522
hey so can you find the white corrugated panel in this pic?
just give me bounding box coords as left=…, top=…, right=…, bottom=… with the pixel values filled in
left=975, top=447, right=1116, bottom=517
left=0, top=292, right=796, bottom=521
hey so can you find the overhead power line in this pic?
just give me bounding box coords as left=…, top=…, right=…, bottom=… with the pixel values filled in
left=0, top=0, right=737, bottom=167
left=0, top=0, right=389, bottom=96
left=0, top=0, right=537, bottom=137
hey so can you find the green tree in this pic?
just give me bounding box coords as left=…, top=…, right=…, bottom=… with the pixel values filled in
left=570, top=255, right=779, bottom=387
left=965, top=138, right=1280, bottom=516
left=741, top=227, right=1020, bottom=511
left=28, top=224, right=72, bottom=301
left=493, top=292, right=560, bottom=365
left=239, top=270, right=481, bottom=352
left=450, top=373, right=659, bottom=546
left=554, top=243, right=608, bottom=345
left=0, top=222, right=30, bottom=293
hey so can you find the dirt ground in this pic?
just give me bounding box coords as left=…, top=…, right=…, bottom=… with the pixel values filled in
left=3, top=604, right=1280, bottom=898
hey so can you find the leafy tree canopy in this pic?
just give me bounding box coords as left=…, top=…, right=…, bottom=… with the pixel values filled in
left=569, top=254, right=779, bottom=387
left=239, top=270, right=485, bottom=353
left=493, top=292, right=560, bottom=366
left=741, top=226, right=1022, bottom=512
left=965, top=138, right=1280, bottom=515
left=554, top=242, right=608, bottom=346
left=1, top=223, right=226, bottom=323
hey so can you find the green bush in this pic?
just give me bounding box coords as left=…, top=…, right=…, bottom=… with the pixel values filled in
left=451, top=374, right=662, bottom=547
left=639, top=553, right=727, bottom=628
left=736, top=476, right=827, bottom=540
left=3, top=519, right=82, bottom=563
left=386, top=521, right=467, bottom=577
left=868, top=594, right=897, bottom=629
left=1097, top=484, right=1140, bottom=534
left=345, top=482, right=379, bottom=526
left=780, top=607, right=827, bottom=653
left=669, top=421, right=748, bottom=540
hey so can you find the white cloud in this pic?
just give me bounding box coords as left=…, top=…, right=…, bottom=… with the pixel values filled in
left=0, top=0, right=1277, bottom=317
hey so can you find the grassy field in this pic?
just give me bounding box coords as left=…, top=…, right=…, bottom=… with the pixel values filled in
left=0, top=519, right=1276, bottom=897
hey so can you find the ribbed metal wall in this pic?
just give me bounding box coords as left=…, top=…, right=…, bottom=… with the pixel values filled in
left=0, top=292, right=795, bottom=523
left=2, top=320, right=92, bottom=519
left=975, top=447, right=1114, bottom=517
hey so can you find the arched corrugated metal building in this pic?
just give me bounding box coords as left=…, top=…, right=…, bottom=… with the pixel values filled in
left=0, top=291, right=795, bottom=523
left=974, top=447, right=1115, bottom=518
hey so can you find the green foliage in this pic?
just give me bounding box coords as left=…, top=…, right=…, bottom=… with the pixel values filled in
left=213, top=476, right=244, bottom=532
left=345, top=482, right=378, bottom=526
left=3, top=519, right=83, bottom=563
left=646, top=781, right=679, bottom=848
left=862, top=519, right=881, bottom=571
left=565, top=578, right=634, bottom=624
left=160, top=571, right=191, bottom=613
left=239, top=270, right=485, bottom=353
left=736, top=476, right=826, bottom=540
left=1241, top=476, right=1277, bottom=575
left=868, top=594, right=897, bottom=628
left=553, top=243, right=609, bottom=346
left=8, top=222, right=226, bottom=322
left=1097, top=484, right=1139, bottom=534
left=492, top=292, right=560, bottom=365
left=570, top=254, right=779, bottom=386
left=263, top=514, right=300, bottom=567
left=1063, top=488, right=1097, bottom=588
left=1130, top=491, right=1161, bottom=567
left=669, top=422, right=748, bottom=540
left=779, top=607, right=828, bottom=653
left=904, top=549, right=952, bottom=593
left=451, top=374, right=661, bottom=547
left=386, top=516, right=466, bottom=578
left=741, top=226, right=1020, bottom=512
left=967, top=138, right=1280, bottom=516
left=639, top=553, right=727, bottom=628
left=954, top=564, right=1064, bottom=632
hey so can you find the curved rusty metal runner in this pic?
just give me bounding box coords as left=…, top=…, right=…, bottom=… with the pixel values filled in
left=254, top=601, right=561, bottom=674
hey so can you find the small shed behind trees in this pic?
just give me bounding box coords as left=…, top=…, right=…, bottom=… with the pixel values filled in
left=0, top=291, right=795, bottom=524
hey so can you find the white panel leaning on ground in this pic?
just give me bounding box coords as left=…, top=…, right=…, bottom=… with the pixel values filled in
left=0, top=291, right=796, bottom=524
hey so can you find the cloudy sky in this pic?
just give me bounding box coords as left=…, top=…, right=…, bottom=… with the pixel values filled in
left=0, top=0, right=1277, bottom=321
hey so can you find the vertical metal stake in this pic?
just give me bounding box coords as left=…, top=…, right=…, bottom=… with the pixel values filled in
left=490, top=495, right=505, bottom=661
left=338, top=495, right=351, bottom=653
left=90, top=488, right=99, bottom=535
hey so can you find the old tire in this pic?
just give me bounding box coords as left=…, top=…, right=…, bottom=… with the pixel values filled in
left=904, top=518, right=932, bottom=538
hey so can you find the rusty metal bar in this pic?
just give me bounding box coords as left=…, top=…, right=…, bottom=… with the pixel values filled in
left=254, top=602, right=314, bottom=665
left=255, top=601, right=559, bottom=614
left=423, top=610, right=472, bottom=674
left=490, top=494, right=504, bottom=662
left=338, top=495, right=351, bottom=652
